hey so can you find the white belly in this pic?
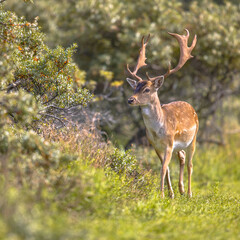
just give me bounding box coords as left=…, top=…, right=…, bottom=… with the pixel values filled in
left=173, top=140, right=191, bottom=151
left=147, top=124, right=196, bottom=152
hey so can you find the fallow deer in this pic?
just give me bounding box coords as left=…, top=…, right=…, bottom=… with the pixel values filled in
left=126, top=29, right=198, bottom=198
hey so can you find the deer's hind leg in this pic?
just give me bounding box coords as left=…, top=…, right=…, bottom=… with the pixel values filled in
left=177, top=150, right=186, bottom=195
left=186, top=136, right=197, bottom=198
left=155, top=150, right=174, bottom=198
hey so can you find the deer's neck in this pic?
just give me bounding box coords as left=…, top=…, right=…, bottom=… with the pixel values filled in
left=141, top=93, right=164, bottom=131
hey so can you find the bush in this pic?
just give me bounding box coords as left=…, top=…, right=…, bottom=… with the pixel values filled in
left=0, top=4, right=93, bottom=127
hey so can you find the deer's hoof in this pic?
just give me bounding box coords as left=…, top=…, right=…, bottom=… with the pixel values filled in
left=179, top=185, right=185, bottom=195
left=188, top=192, right=192, bottom=198
left=169, top=192, right=174, bottom=199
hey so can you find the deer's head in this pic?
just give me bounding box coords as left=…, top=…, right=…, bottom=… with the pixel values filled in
left=127, top=78, right=164, bottom=106
left=126, top=30, right=197, bottom=106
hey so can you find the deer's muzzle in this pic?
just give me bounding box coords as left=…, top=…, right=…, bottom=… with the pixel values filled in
left=128, top=96, right=136, bottom=105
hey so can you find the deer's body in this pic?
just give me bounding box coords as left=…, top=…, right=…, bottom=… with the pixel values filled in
left=142, top=100, right=198, bottom=153
left=126, top=29, right=198, bottom=198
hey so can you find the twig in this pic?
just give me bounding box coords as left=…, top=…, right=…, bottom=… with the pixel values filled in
left=42, top=94, right=58, bottom=105
left=43, top=104, right=79, bottom=112
left=39, top=113, right=66, bottom=127
left=0, top=79, right=22, bottom=92
left=43, top=105, right=68, bottom=112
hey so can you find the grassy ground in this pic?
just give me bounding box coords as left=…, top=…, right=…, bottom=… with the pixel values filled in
left=0, top=128, right=239, bottom=240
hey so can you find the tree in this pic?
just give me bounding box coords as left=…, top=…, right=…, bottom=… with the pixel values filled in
left=5, top=0, right=240, bottom=145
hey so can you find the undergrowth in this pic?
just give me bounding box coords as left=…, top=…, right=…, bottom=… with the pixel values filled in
left=0, top=125, right=239, bottom=240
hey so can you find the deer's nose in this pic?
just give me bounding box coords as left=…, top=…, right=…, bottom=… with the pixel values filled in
left=128, top=97, right=136, bottom=104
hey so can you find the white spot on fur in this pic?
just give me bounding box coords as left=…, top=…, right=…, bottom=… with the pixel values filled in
left=189, top=125, right=197, bottom=132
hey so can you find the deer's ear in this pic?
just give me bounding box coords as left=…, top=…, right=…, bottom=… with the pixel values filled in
left=153, top=76, right=164, bottom=90
left=126, top=78, right=137, bottom=89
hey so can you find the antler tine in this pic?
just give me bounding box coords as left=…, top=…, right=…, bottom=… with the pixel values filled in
left=127, top=64, right=143, bottom=81
left=185, top=28, right=189, bottom=38
left=126, top=34, right=150, bottom=81
left=165, top=28, right=197, bottom=77
left=147, top=29, right=197, bottom=82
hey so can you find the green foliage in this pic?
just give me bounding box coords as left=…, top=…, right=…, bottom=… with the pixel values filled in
left=107, top=148, right=138, bottom=175
left=0, top=90, right=39, bottom=126
left=7, top=0, right=240, bottom=143
left=0, top=4, right=93, bottom=122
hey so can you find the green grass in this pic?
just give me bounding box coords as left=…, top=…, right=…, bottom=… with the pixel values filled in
left=0, top=130, right=240, bottom=240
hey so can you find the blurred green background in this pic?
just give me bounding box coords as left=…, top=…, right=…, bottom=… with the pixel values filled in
left=4, top=0, right=240, bottom=146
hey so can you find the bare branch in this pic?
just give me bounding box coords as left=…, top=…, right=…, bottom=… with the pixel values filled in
left=0, top=79, right=22, bottom=93
left=39, top=113, right=66, bottom=127
left=43, top=104, right=79, bottom=112
left=42, top=94, right=59, bottom=105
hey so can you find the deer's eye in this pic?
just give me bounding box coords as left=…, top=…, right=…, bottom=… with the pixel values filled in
left=143, top=88, right=150, bottom=93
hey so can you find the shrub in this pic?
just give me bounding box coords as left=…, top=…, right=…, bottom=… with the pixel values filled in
left=0, top=4, right=93, bottom=127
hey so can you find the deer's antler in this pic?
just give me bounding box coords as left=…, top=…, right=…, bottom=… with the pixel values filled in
left=147, top=29, right=197, bottom=81
left=126, top=34, right=150, bottom=81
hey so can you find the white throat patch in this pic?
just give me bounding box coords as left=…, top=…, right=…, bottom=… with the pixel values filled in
left=142, top=107, right=151, bottom=116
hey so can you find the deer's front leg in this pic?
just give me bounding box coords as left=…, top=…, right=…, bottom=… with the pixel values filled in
left=161, top=146, right=173, bottom=198
left=156, top=150, right=174, bottom=198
